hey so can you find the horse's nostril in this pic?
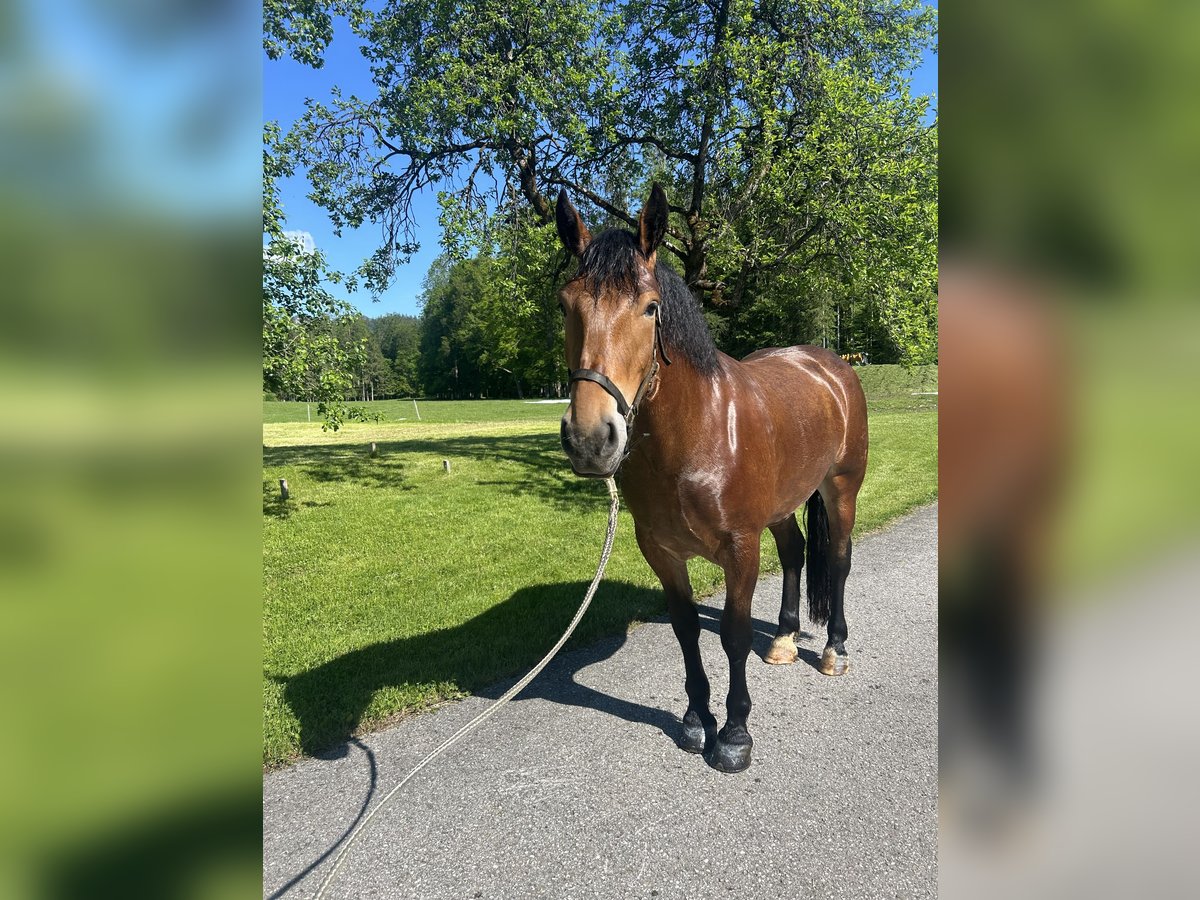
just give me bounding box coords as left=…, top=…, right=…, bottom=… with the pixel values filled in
left=560, top=420, right=574, bottom=452
left=604, top=419, right=620, bottom=451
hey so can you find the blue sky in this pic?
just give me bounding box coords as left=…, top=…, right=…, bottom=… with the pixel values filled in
left=264, top=21, right=444, bottom=317
left=264, top=4, right=938, bottom=318
left=10, top=1, right=259, bottom=220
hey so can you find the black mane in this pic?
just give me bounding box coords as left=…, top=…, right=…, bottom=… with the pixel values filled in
left=575, top=229, right=719, bottom=373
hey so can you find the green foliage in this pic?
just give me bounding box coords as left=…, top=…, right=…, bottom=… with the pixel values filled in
left=368, top=314, right=422, bottom=396
left=263, top=123, right=381, bottom=430
left=262, top=0, right=366, bottom=68
left=269, top=1, right=938, bottom=383
left=416, top=256, right=494, bottom=398
left=699, top=11, right=940, bottom=363
left=285, top=0, right=611, bottom=291
left=417, top=221, right=568, bottom=399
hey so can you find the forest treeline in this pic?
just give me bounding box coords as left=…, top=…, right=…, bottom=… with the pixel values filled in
left=267, top=242, right=931, bottom=403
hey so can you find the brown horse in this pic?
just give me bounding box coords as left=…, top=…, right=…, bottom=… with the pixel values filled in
left=555, top=185, right=870, bottom=773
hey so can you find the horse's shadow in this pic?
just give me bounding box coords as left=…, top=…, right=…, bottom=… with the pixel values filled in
left=695, top=603, right=825, bottom=670
left=277, top=578, right=822, bottom=765
left=278, top=581, right=668, bottom=762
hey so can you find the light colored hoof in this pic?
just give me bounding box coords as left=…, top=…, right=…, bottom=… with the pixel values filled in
left=764, top=634, right=799, bottom=665
left=819, top=646, right=850, bottom=676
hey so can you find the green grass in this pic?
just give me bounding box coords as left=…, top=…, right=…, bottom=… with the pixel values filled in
left=854, top=363, right=939, bottom=413
left=263, top=378, right=937, bottom=768
left=263, top=397, right=570, bottom=425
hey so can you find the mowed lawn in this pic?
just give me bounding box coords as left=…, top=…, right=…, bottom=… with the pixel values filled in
left=263, top=397, right=570, bottom=425
left=263, top=366, right=937, bottom=767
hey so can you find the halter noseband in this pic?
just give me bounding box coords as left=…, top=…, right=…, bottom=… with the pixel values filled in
left=568, top=307, right=672, bottom=426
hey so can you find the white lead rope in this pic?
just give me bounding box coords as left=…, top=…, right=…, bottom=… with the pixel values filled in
left=313, top=477, right=620, bottom=899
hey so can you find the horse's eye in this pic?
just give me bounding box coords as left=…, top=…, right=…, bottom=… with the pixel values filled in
left=557, top=301, right=566, bottom=315
left=644, top=301, right=660, bottom=318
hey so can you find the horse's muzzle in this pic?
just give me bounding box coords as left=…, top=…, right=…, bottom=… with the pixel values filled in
left=560, top=411, right=626, bottom=477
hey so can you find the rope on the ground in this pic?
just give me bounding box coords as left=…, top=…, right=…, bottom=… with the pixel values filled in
left=313, top=476, right=620, bottom=899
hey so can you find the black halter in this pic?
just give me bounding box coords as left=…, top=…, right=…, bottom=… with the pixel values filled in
left=568, top=308, right=672, bottom=426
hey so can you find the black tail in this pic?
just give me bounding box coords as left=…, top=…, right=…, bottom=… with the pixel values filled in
left=805, top=490, right=833, bottom=625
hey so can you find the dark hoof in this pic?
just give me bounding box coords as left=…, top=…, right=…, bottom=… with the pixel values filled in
left=706, top=734, right=752, bottom=773
left=820, top=645, right=850, bottom=676
left=678, top=711, right=712, bottom=754
left=679, top=722, right=706, bottom=754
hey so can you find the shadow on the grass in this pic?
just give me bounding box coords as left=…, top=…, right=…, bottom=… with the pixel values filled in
left=261, top=479, right=334, bottom=519
left=43, top=784, right=260, bottom=900
left=262, top=431, right=599, bottom=512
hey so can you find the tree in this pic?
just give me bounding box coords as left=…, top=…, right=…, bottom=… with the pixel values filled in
left=263, top=0, right=367, bottom=68
left=368, top=313, right=423, bottom=396
left=283, top=0, right=936, bottom=321
left=414, top=213, right=570, bottom=401
left=470, top=210, right=570, bottom=397
left=416, top=256, right=497, bottom=399
left=262, top=122, right=375, bottom=429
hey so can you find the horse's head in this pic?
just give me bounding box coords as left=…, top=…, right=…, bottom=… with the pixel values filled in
left=555, top=184, right=670, bottom=477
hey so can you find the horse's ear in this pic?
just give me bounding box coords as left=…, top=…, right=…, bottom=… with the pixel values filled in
left=637, top=183, right=668, bottom=261
left=555, top=189, right=591, bottom=258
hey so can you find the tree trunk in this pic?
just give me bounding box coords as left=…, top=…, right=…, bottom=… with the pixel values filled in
left=684, top=243, right=708, bottom=302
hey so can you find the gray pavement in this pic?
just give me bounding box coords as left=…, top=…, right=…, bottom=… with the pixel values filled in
left=264, top=504, right=937, bottom=900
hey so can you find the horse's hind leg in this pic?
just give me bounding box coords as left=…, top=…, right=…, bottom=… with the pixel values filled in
left=764, top=515, right=805, bottom=665
left=635, top=527, right=715, bottom=754
left=815, top=472, right=862, bottom=677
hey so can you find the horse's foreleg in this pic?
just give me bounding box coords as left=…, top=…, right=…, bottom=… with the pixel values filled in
left=709, top=535, right=761, bottom=773
left=765, top=514, right=805, bottom=665
left=635, top=528, right=714, bottom=754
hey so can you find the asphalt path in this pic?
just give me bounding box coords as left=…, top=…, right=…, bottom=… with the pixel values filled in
left=264, top=503, right=938, bottom=899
